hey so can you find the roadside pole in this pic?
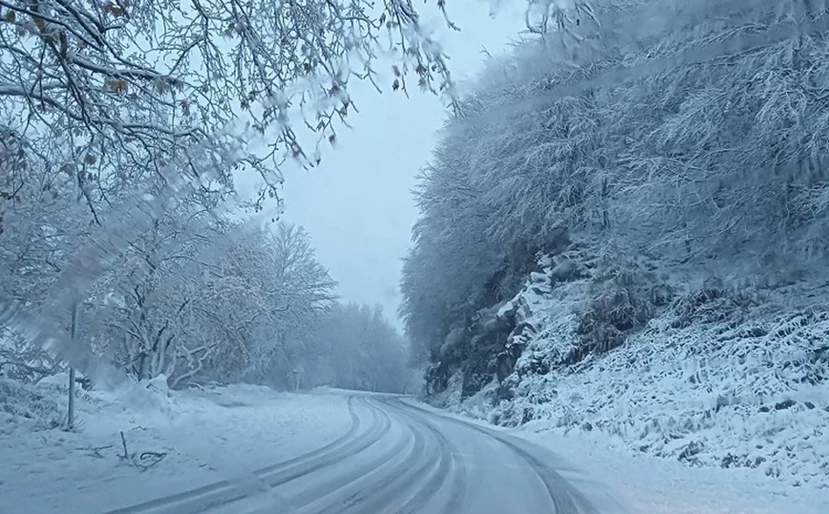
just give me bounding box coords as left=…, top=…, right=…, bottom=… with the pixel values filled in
left=68, top=302, right=78, bottom=430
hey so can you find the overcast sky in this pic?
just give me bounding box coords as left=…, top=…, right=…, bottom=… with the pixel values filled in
left=280, top=1, right=526, bottom=330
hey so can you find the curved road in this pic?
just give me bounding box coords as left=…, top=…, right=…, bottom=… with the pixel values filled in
left=102, top=394, right=624, bottom=514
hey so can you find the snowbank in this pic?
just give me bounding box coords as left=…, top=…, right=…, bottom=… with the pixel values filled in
left=440, top=248, right=829, bottom=495
left=522, top=428, right=829, bottom=514
left=0, top=377, right=352, bottom=513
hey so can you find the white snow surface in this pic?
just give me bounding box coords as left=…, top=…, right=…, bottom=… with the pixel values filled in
left=399, top=396, right=829, bottom=513
left=523, top=428, right=829, bottom=514
left=2, top=366, right=828, bottom=513
left=0, top=377, right=350, bottom=513
left=438, top=249, right=829, bottom=511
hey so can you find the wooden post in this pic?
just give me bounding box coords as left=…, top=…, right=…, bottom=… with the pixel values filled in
left=68, top=303, right=78, bottom=430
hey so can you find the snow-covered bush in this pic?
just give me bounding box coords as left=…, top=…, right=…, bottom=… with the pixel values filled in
left=0, top=378, right=63, bottom=434
left=573, top=249, right=657, bottom=361
left=670, top=281, right=759, bottom=329
left=0, top=332, right=62, bottom=384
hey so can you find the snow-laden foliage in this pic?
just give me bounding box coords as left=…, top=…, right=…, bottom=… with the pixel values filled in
left=401, top=0, right=829, bottom=487
left=0, top=330, right=62, bottom=382
left=0, top=376, right=64, bottom=434
left=2, top=141, right=404, bottom=396
left=448, top=254, right=829, bottom=488
left=1, top=189, right=342, bottom=392
left=207, top=223, right=338, bottom=386
left=402, top=0, right=829, bottom=381
left=0, top=137, right=90, bottom=304
left=87, top=218, right=338, bottom=389
left=0, top=0, right=459, bottom=213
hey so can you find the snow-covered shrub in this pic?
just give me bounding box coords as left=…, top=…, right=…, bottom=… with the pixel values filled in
left=572, top=249, right=657, bottom=362
left=0, top=331, right=62, bottom=384
left=670, top=279, right=758, bottom=329
left=0, top=378, right=63, bottom=434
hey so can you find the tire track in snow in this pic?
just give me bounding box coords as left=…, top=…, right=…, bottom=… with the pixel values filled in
left=301, top=397, right=426, bottom=514
left=259, top=397, right=392, bottom=490
left=305, top=395, right=467, bottom=514
left=99, top=394, right=386, bottom=514
left=396, top=398, right=599, bottom=514
left=368, top=396, right=468, bottom=514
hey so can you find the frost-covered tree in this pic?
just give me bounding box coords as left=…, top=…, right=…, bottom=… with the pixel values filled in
left=0, top=0, right=460, bottom=213
left=228, top=222, right=338, bottom=385
left=88, top=194, right=223, bottom=382
left=403, top=0, right=829, bottom=387
left=303, top=302, right=409, bottom=392
left=0, top=131, right=94, bottom=377
left=168, top=220, right=336, bottom=388
left=0, top=130, right=90, bottom=303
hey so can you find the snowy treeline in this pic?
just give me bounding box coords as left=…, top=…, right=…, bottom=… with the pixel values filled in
left=0, top=0, right=429, bottom=393
left=402, top=0, right=829, bottom=404
left=302, top=303, right=411, bottom=392
left=86, top=218, right=339, bottom=390
left=1, top=123, right=409, bottom=391
left=1, top=184, right=407, bottom=390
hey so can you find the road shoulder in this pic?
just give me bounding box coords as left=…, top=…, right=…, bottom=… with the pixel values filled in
left=517, top=425, right=829, bottom=514
left=0, top=379, right=351, bottom=514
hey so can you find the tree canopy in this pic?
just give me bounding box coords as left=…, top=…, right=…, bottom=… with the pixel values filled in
left=402, top=0, right=829, bottom=365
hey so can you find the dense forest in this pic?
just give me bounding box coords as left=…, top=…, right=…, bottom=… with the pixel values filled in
left=0, top=0, right=435, bottom=392
left=400, top=0, right=829, bottom=441
left=2, top=204, right=411, bottom=391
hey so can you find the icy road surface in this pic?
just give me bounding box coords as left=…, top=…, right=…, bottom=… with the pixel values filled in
left=97, top=393, right=618, bottom=514
left=5, top=382, right=827, bottom=513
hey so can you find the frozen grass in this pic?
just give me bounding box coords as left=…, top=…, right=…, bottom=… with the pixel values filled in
left=0, top=377, right=65, bottom=434
left=445, top=249, right=829, bottom=491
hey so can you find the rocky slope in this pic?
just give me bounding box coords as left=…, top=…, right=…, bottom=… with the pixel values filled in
left=425, top=232, right=829, bottom=488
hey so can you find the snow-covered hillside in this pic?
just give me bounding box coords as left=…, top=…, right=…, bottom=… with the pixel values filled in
left=399, top=1, right=829, bottom=498
left=430, top=238, right=829, bottom=492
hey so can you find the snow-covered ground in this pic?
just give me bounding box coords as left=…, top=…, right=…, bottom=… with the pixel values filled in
left=432, top=247, right=829, bottom=512
left=523, top=428, right=829, bottom=514
left=3, top=372, right=828, bottom=513
left=0, top=377, right=350, bottom=513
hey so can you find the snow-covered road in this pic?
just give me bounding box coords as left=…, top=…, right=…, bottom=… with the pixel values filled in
left=96, top=393, right=616, bottom=514
left=8, top=382, right=825, bottom=514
